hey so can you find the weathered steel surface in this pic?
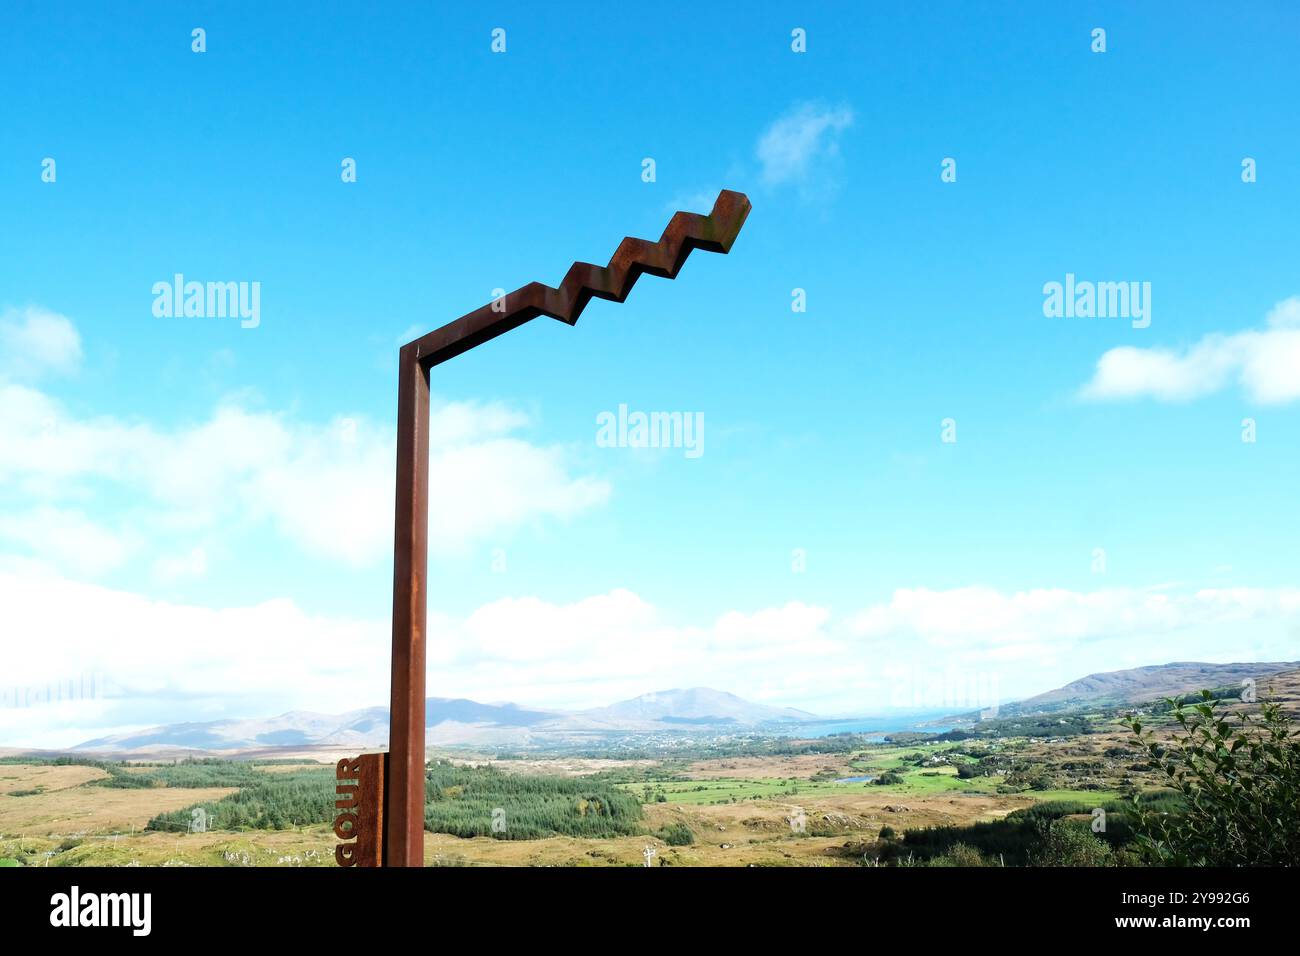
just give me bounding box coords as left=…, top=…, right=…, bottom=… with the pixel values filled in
left=334, top=753, right=384, bottom=867
left=406, top=190, right=752, bottom=368
left=382, top=189, right=750, bottom=866
left=386, top=349, right=430, bottom=869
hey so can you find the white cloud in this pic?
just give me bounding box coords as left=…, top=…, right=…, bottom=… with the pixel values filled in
left=845, top=585, right=1300, bottom=707
left=0, top=311, right=610, bottom=573
left=0, top=384, right=610, bottom=570
left=846, top=585, right=1295, bottom=649
left=1079, top=296, right=1300, bottom=404
left=152, top=546, right=208, bottom=583
left=0, top=306, right=83, bottom=380
left=4, top=576, right=1298, bottom=748
left=756, top=102, right=854, bottom=188
left=0, top=507, right=137, bottom=576
left=0, top=566, right=387, bottom=748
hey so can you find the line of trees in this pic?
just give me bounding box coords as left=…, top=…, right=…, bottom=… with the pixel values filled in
left=423, top=762, right=643, bottom=839
left=146, top=761, right=645, bottom=840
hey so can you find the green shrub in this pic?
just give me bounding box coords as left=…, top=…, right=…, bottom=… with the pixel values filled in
left=931, top=842, right=990, bottom=867
left=1027, top=819, right=1113, bottom=867
left=899, top=797, right=1144, bottom=865
left=1124, top=694, right=1300, bottom=866
left=657, top=822, right=696, bottom=846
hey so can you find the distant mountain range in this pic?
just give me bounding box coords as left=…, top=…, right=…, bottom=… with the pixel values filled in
left=582, top=687, right=812, bottom=725
left=64, top=661, right=1300, bottom=757
left=985, top=660, right=1300, bottom=719
left=73, top=687, right=816, bottom=755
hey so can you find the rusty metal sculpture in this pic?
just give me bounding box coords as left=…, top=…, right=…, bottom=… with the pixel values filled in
left=337, top=189, right=751, bottom=866
left=333, top=754, right=383, bottom=866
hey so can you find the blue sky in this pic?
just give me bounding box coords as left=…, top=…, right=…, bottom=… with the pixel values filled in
left=2, top=2, right=1299, bottom=745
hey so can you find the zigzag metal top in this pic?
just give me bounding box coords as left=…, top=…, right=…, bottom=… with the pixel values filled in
left=405, top=189, right=751, bottom=368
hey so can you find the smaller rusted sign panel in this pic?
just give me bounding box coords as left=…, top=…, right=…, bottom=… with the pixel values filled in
left=334, top=754, right=385, bottom=867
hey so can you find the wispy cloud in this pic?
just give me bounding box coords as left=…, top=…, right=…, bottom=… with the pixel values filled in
left=1079, top=296, right=1300, bottom=404
left=0, top=507, right=138, bottom=577
left=0, top=312, right=610, bottom=573
left=7, top=577, right=1299, bottom=747
left=756, top=102, right=854, bottom=191
left=0, top=306, right=83, bottom=380
left=667, top=103, right=854, bottom=213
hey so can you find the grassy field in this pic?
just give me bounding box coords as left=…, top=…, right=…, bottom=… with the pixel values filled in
left=0, top=736, right=1133, bottom=867
left=629, top=777, right=872, bottom=804
left=11, top=684, right=1283, bottom=867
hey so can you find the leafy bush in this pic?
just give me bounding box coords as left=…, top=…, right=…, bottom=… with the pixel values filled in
left=899, top=796, right=1153, bottom=865
left=657, top=822, right=696, bottom=846
left=1123, top=694, right=1300, bottom=866
left=930, top=842, right=990, bottom=867
left=1026, top=819, right=1113, bottom=867
left=1027, top=773, right=1053, bottom=791
left=1150, top=686, right=1243, bottom=713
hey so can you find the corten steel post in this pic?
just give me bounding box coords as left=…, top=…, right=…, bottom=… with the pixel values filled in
left=384, top=189, right=751, bottom=866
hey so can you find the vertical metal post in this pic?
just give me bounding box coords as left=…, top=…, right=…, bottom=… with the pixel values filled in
left=386, top=343, right=429, bottom=867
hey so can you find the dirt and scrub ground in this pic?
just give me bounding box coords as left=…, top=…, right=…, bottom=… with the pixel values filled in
left=5, top=675, right=1293, bottom=868
left=0, top=752, right=1044, bottom=868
